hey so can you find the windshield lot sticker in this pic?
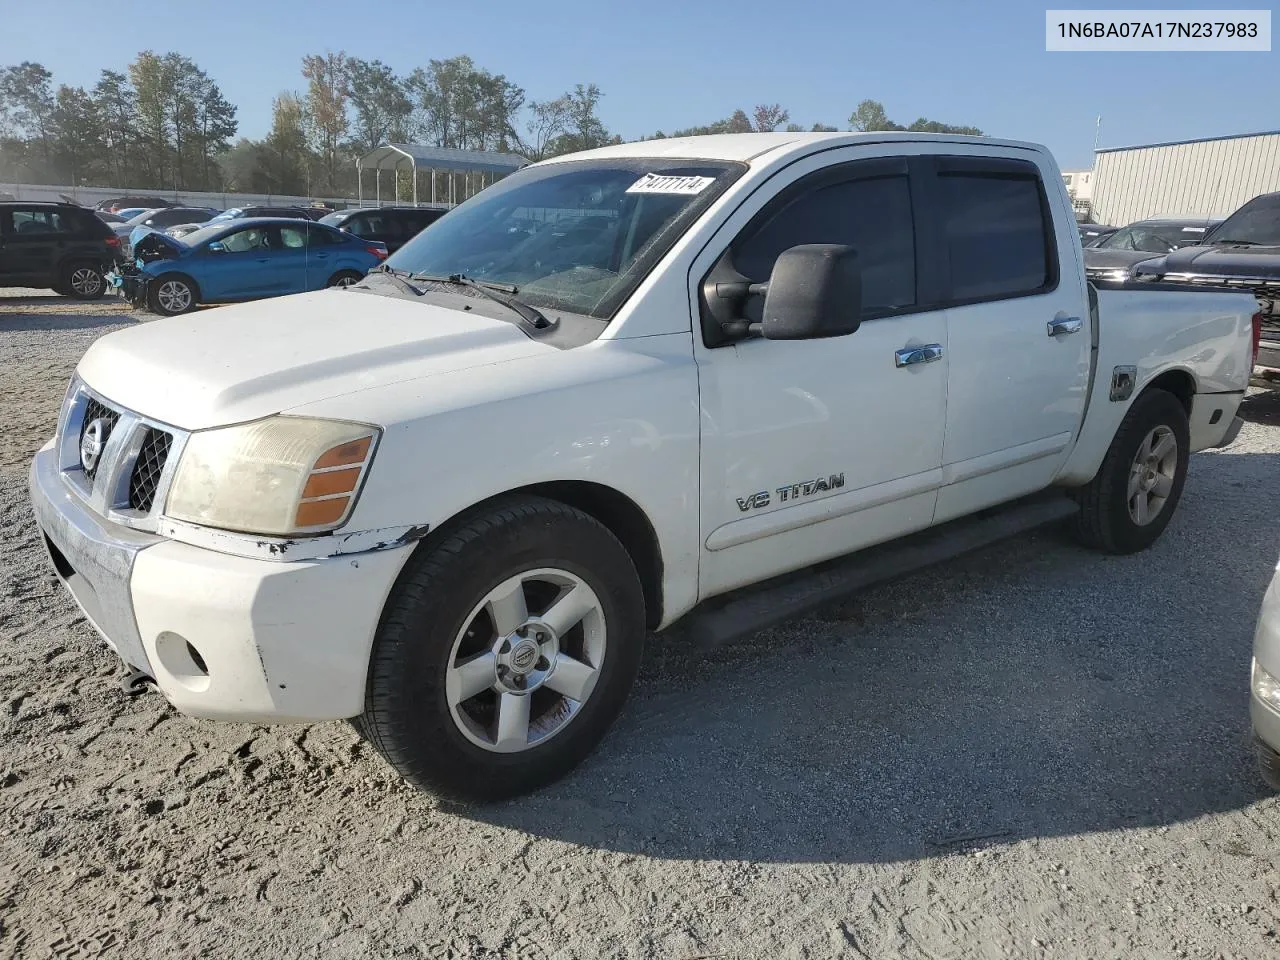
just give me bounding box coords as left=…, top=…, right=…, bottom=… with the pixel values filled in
left=626, top=174, right=716, bottom=195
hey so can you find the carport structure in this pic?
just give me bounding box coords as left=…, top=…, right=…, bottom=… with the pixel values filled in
left=356, top=144, right=529, bottom=208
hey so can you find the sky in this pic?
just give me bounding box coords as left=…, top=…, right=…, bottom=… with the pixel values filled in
left=1, top=0, right=1276, bottom=170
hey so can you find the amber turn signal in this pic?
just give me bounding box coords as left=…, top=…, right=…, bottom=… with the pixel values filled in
left=293, top=435, right=376, bottom=530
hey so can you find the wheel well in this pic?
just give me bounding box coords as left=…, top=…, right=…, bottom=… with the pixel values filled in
left=421, top=482, right=665, bottom=630
left=1144, top=369, right=1195, bottom=414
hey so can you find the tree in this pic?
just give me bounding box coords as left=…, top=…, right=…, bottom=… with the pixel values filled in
left=263, top=92, right=312, bottom=194
left=752, top=103, right=789, bottom=132
left=301, top=51, right=349, bottom=193
left=849, top=99, right=903, bottom=132
left=811, top=122, right=838, bottom=132
left=51, top=85, right=103, bottom=184
left=848, top=98, right=983, bottom=136
left=191, top=71, right=237, bottom=189
left=906, top=118, right=984, bottom=135
left=93, top=70, right=138, bottom=185
left=520, top=94, right=571, bottom=161
left=129, top=52, right=172, bottom=187
left=0, top=62, right=56, bottom=170
left=345, top=57, right=412, bottom=152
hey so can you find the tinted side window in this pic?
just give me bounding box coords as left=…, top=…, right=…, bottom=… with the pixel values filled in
left=732, top=175, right=916, bottom=316
left=12, top=209, right=69, bottom=234
left=938, top=173, right=1052, bottom=301
left=307, top=224, right=344, bottom=246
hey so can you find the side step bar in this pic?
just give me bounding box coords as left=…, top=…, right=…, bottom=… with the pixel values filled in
left=668, top=491, right=1080, bottom=649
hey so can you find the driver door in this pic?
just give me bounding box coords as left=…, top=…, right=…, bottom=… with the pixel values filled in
left=691, top=154, right=949, bottom=598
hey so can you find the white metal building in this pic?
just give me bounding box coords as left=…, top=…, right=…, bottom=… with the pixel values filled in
left=1089, top=130, right=1280, bottom=227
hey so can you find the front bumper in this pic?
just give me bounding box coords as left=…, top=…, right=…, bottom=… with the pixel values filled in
left=29, top=440, right=414, bottom=723
left=105, top=267, right=149, bottom=306
left=1251, top=569, right=1280, bottom=751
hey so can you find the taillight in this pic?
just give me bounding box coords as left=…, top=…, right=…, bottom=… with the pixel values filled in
left=366, top=245, right=388, bottom=260
left=1252, top=310, right=1263, bottom=367
left=105, top=235, right=121, bottom=248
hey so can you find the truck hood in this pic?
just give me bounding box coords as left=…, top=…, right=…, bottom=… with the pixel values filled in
left=1135, top=243, right=1280, bottom=283
left=77, top=290, right=552, bottom=430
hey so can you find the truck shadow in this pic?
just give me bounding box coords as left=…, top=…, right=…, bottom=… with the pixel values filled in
left=461, top=446, right=1280, bottom=864
left=0, top=312, right=139, bottom=333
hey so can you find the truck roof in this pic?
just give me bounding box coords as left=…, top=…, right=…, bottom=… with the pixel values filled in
left=540, top=131, right=1047, bottom=166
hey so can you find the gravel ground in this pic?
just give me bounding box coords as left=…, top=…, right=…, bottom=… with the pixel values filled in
left=3, top=287, right=1280, bottom=960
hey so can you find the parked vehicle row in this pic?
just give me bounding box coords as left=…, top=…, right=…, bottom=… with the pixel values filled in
left=29, top=132, right=1257, bottom=802
left=1083, top=216, right=1221, bottom=279
left=0, top=200, right=445, bottom=308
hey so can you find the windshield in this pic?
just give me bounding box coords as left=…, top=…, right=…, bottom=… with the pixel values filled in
left=319, top=211, right=347, bottom=226
left=209, top=209, right=240, bottom=223
left=384, top=159, right=744, bottom=319
left=1098, top=224, right=1186, bottom=253
left=172, top=223, right=229, bottom=248
left=124, top=208, right=161, bottom=227
left=1204, top=195, right=1280, bottom=245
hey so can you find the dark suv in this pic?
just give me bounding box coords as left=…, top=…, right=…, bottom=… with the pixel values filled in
left=319, top=206, right=446, bottom=253
left=0, top=202, right=120, bottom=299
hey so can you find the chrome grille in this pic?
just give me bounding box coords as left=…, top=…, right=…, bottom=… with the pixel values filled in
left=127, top=428, right=172, bottom=512
left=57, top=378, right=187, bottom=531
left=79, top=398, right=120, bottom=481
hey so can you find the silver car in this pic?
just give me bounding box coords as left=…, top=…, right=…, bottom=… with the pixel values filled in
left=1251, top=564, right=1280, bottom=788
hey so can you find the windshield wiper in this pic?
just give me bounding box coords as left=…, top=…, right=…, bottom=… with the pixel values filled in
left=409, top=272, right=553, bottom=330
left=1208, top=238, right=1261, bottom=246
left=374, top=264, right=424, bottom=296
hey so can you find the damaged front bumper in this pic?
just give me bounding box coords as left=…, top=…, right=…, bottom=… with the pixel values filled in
left=105, top=264, right=150, bottom=307
left=29, top=439, right=419, bottom=723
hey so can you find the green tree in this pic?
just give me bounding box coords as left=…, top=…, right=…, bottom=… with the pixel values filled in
left=849, top=99, right=903, bottom=132
left=906, top=118, right=984, bottom=135
left=263, top=92, right=312, bottom=194
left=51, top=85, right=103, bottom=184
left=345, top=57, right=412, bottom=152
left=0, top=62, right=56, bottom=171
left=190, top=71, right=238, bottom=189
left=93, top=70, right=138, bottom=186
left=811, top=122, right=838, bottom=132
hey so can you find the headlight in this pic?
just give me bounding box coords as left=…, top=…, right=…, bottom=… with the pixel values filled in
left=165, top=416, right=379, bottom=536
left=1254, top=659, right=1280, bottom=713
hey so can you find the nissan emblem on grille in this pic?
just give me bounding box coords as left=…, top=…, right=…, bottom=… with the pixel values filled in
left=80, top=419, right=107, bottom=473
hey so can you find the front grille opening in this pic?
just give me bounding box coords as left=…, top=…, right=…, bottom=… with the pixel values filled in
left=79, top=398, right=120, bottom=482
left=127, top=428, right=173, bottom=513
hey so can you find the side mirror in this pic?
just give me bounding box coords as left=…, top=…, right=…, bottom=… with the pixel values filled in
left=760, top=244, right=862, bottom=340
left=207, top=241, right=225, bottom=253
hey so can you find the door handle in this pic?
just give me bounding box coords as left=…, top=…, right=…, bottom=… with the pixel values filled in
left=1047, top=316, right=1083, bottom=337
left=895, top=343, right=944, bottom=367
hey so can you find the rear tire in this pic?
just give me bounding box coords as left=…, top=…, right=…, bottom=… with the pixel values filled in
left=147, top=274, right=197, bottom=316
left=354, top=496, right=646, bottom=802
left=1072, top=388, right=1190, bottom=554
left=326, top=270, right=363, bottom=288
left=61, top=261, right=105, bottom=300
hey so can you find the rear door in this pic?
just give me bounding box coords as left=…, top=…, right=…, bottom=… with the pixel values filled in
left=4, top=208, right=70, bottom=284
left=927, top=154, right=1091, bottom=522
left=303, top=224, right=346, bottom=288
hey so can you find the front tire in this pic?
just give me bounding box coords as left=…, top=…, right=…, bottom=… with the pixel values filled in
left=148, top=274, right=197, bottom=316
left=1072, top=388, right=1190, bottom=554
left=355, top=496, right=646, bottom=802
left=61, top=261, right=105, bottom=300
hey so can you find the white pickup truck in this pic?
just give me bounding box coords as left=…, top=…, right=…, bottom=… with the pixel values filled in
left=30, top=132, right=1259, bottom=801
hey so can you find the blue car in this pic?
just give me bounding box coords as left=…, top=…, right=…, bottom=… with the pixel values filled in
left=110, top=218, right=388, bottom=316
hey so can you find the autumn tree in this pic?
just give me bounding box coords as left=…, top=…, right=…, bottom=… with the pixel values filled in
left=301, top=51, right=349, bottom=193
